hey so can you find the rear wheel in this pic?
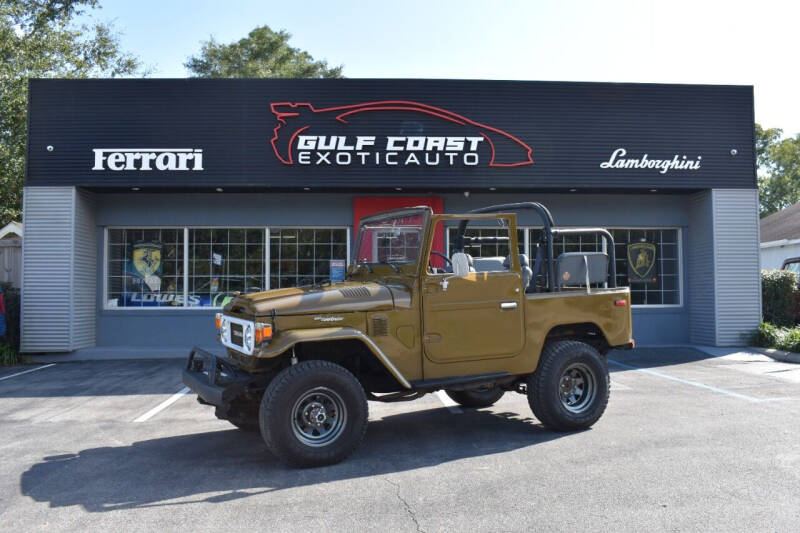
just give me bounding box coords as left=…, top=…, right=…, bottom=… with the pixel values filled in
left=527, top=340, right=609, bottom=431
left=259, top=360, right=368, bottom=468
left=445, top=387, right=505, bottom=408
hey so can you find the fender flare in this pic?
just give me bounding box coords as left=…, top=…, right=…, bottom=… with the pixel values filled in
left=258, top=327, right=411, bottom=389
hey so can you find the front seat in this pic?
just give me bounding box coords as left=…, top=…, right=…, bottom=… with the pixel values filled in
left=450, top=252, right=475, bottom=276
left=504, top=254, right=533, bottom=291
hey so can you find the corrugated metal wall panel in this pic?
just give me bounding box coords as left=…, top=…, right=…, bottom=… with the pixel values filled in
left=687, top=191, right=716, bottom=345
left=21, top=187, right=74, bottom=352
left=713, top=189, right=761, bottom=345
left=72, top=189, right=96, bottom=349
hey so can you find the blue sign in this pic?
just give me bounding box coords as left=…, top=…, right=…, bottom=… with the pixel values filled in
left=330, top=259, right=346, bottom=282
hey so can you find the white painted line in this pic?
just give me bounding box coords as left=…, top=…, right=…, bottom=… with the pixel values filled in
left=435, top=390, right=463, bottom=414
left=608, top=359, right=764, bottom=403
left=133, top=387, right=190, bottom=423
left=0, top=364, right=55, bottom=382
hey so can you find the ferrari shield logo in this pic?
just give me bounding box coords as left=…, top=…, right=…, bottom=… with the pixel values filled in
left=627, top=242, right=656, bottom=282
left=132, top=242, right=163, bottom=278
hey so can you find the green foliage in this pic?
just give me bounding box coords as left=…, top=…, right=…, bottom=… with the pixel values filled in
left=0, top=342, right=19, bottom=366
left=0, top=0, right=141, bottom=226
left=185, top=25, right=343, bottom=79
left=757, top=123, right=800, bottom=218
left=761, top=269, right=798, bottom=326
left=755, top=321, right=800, bottom=353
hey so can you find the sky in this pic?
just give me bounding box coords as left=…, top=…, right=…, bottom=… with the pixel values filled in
left=79, top=0, right=800, bottom=136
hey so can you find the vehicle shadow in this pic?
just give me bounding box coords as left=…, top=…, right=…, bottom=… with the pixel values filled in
left=21, top=406, right=571, bottom=512
left=607, top=347, right=729, bottom=371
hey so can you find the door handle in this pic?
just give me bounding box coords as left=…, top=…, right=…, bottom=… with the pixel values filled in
left=500, top=302, right=518, bottom=310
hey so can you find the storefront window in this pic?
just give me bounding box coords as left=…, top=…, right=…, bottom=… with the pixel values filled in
left=270, top=228, right=348, bottom=288
left=530, top=227, right=681, bottom=306
left=189, top=228, right=266, bottom=307
left=107, top=228, right=185, bottom=307
left=447, top=227, right=525, bottom=258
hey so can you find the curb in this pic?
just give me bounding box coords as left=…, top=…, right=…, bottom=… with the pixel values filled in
left=749, top=347, right=800, bottom=364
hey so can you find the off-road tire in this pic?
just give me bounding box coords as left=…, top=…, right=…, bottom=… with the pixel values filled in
left=528, top=340, right=609, bottom=431
left=445, top=388, right=505, bottom=407
left=259, top=360, right=368, bottom=468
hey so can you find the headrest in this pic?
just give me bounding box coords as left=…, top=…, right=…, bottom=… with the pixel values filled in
left=451, top=253, right=472, bottom=276
left=503, top=254, right=530, bottom=268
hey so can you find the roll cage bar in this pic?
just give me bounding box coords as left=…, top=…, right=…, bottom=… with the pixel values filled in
left=452, top=202, right=617, bottom=292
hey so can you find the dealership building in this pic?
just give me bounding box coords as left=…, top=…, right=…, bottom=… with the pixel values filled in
left=20, top=78, right=761, bottom=355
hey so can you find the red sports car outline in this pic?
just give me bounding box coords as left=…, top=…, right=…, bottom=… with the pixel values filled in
left=269, top=100, right=534, bottom=167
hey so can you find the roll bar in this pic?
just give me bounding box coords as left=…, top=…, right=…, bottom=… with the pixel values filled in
left=452, top=202, right=616, bottom=292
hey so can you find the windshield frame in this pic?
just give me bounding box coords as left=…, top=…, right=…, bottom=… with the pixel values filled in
left=352, top=207, right=432, bottom=274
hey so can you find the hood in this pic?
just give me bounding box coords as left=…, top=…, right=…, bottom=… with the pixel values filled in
left=226, top=282, right=394, bottom=316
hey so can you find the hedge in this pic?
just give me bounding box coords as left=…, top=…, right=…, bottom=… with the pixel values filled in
left=761, top=270, right=798, bottom=327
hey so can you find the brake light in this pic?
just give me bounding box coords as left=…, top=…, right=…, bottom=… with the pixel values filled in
left=254, top=323, right=273, bottom=345
left=215, top=312, right=223, bottom=329
left=614, top=299, right=627, bottom=307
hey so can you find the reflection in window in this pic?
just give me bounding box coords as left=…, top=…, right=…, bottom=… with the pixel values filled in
left=270, top=228, right=348, bottom=288
left=189, top=228, right=266, bottom=308
left=107, top=228, right=185, bottom=307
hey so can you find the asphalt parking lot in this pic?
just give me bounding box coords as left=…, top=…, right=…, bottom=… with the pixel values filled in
left=1, top=348, right=799, bottom=532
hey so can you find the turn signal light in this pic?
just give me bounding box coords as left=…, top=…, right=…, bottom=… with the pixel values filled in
left=215, top=312, right=223, bottom=329
left=254, top=323, right=273, bottom=345
left=614, top=299, right=628, bottom=307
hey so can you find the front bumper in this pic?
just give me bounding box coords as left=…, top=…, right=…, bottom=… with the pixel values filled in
left=182, top=347, right=246, bottom=407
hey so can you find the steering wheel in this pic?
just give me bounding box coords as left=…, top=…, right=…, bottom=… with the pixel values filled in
left=429, top=251, right=452, bottom=273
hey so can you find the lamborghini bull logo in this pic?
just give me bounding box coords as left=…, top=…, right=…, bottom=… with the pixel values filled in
left=627, top=242, right=656, bottom=282
left=269, top=101, right=533, bottom=168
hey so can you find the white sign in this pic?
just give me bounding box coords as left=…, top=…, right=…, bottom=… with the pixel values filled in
left=92, top=148, right=203, bottom=171
left=600, top=148, right=701, bottom=175
left=295, top=135, right=485, bottom=167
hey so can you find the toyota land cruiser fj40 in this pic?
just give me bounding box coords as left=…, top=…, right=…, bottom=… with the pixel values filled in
left=183, top=202, right=634, bottom=467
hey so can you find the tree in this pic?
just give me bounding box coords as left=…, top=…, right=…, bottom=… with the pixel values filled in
left=0, top=0, right=140, bottom=226
left=757, top=123, right=800, bottom=218
left=185, top=25, right=343, bottom=79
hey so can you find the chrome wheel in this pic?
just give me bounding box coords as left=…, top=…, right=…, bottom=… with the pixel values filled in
left=558, top=362, right=597, bottom=414
left=291, top=387, right=347, bottom=447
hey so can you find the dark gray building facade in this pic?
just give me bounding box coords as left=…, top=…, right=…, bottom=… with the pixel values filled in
left=21, top=79, right=761, bottom=354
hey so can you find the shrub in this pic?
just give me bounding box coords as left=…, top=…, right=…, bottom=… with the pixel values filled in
left=761, top=270, right=798, bottom=326
left=755, top=321, right=783, bottom=348
left=0, top=343, right=19, bottom=366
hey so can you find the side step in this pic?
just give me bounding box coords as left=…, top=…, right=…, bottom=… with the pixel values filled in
left=410, top=372, right=510, bottom=393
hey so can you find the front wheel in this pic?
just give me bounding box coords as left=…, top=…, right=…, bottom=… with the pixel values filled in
left=527, top=340, right=609, bottom=431
left=259, top=360, right=368, bottom=467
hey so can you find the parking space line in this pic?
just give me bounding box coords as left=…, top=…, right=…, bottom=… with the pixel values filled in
left=434, top=390, right=463, bottom=414
left=133, top=387, right=190, bottom=423
left=0, top=364, right=55, bottom=382
left=608, top=359, right=764, bottom=402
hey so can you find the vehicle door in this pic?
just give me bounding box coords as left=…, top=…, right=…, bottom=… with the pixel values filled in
left=421, top=215, right=525, bottom=363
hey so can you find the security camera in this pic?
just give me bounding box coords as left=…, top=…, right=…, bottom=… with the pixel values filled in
left=730, top=148, right=738, bottom=156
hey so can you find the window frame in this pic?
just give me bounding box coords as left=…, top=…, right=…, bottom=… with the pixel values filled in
left=103, top=225, right=351, bottom=311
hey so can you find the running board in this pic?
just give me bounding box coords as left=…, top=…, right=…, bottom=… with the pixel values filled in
left=410, top=372, right=510, bottom=393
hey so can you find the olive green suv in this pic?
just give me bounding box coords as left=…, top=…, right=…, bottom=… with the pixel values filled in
left=183, top=202, right=634, bottom=467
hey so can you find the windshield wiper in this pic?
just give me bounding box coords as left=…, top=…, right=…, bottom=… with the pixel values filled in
left=380, top=261, right=400, bottom=273
left=357, top=260, right=373, bottom=273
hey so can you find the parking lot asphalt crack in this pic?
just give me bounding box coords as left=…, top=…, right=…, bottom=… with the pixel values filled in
left=384, top=478, right=424, bottom=533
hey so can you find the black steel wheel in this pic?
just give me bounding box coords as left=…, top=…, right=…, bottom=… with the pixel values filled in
left=259, top=360, right=368, bottom=467
left=445, top=387, right=505, bottom=408
left=527, top=340, right=609, bottom=431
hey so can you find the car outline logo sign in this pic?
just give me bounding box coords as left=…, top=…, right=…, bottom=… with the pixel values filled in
left=269, top=100, right=534, bottom=168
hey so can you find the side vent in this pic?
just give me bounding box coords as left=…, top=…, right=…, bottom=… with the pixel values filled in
left=372, top=317, right=389, bottom=336
left=340, top=286, right=371, bottom=298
